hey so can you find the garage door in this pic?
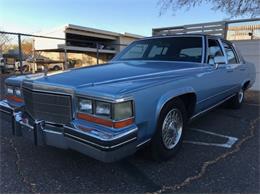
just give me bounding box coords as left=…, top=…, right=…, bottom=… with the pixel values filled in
left=233, top=40, right=260, bottom=91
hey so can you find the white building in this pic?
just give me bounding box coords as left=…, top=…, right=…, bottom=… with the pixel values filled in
left=34, top=24, right=143, bottom=67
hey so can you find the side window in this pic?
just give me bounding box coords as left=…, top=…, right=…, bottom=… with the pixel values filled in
left=222, top=42, right=238, bottom=64
left=207, top=39, right=224, bottom=64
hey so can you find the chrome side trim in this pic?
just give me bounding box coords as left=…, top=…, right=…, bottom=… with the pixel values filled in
left=136, top=139, right=151, bottom=148
left=197, top=85, right=238, bottom=104
left=64, top=132, right=137, bottom=149
left=65, top=132, right=110, bottom=149
left=43, top=129, right=63, bottom=135
left=64, top=125, right=138, bottom=142
left=190, top=94, right=236, bottom=121
left=0, top=108, right=12, bottom=114
left=110, top=137, right=137, bottom=149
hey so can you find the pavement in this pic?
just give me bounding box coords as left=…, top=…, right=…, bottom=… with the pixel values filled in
left=0, top=74, right=259, bottom=193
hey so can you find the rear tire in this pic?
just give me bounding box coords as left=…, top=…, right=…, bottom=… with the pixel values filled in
left=226, top=88, right=244, bottom=109
left=151, top=98, right=187, bottom=161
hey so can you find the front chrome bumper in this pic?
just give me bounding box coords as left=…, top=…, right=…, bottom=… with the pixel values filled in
left=0, top=100, right=22, bottom=136
left=0, top=100, right=138, bottom=162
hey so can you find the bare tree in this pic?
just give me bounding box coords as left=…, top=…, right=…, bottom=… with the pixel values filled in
left=0, top=32, right=12, bottom=53
left=0, top=28, right=18, bottom=53
left=158, top=0, right=260, bottom=18
left=22, top=39, right=33, bottom=55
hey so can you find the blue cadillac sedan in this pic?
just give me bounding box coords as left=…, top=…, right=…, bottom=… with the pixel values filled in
left=0, top=34, right=256, bottom=162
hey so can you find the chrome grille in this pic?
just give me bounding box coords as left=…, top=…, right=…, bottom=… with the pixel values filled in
left=23, top=88, right=72, bottom=124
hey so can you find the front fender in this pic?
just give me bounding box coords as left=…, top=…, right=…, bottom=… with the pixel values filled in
left=154, top=86, right=196, bottom=125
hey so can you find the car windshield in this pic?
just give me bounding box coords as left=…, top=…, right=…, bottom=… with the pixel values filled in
left=113, top=37, right=203, bottom=63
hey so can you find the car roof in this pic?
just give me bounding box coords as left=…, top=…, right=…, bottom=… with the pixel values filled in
left=139, top=34, right=224, bottom=41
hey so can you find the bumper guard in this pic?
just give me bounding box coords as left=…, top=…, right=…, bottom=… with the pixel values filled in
left=0, top=100, right=138, bottom=162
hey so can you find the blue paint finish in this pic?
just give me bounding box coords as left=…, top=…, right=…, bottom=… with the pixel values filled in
left=3, top=35, right=256, bottom=147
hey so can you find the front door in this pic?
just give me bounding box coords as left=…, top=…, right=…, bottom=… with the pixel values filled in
left=195, top=38, right=232, bottom=112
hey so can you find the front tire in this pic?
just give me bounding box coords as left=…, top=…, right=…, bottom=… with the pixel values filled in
left=226, top=88, right=244, bottom=109
left=151, top=98, right=187, bottom=161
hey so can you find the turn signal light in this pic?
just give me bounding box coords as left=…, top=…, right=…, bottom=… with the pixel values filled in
left=7, top=95, right=24, bottom=103
left=77, top=113, right=134, bottom=129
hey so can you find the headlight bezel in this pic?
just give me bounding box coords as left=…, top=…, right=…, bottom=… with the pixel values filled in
left=95, top=100, right=112, bottom=119
left=77, top=97, right=134, bottom=121
left=5, top=84, right=24, bottom=103
left=14, top=87, right=22, bottom=97
left=113, top=101, right=134, bottom=121
left=6, top=85, right=14, bottom=95
left=78, top=98, right=93, bottom=114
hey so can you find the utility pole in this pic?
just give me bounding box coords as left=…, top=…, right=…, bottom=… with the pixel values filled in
left=18, top=34, right=23, bottom=75
left=32, top=39, right=36, bottom=73
left=64, top=46, right=68, bottom=70
left=96, top=43, right=99, bottom=64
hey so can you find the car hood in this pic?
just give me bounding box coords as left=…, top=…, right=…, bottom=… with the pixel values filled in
left=23, top=61, right=204, bottom=97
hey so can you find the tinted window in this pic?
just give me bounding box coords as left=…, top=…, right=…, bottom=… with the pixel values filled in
left=222, top=42, right=238, bottom=64
left=180, top=47, right=202, bottom=57
left=148, top=45, right=168, bottom=58
left=121, top=44, right=148, bottom=59
left=114, top=37, right=203, bottom=63
left=207, top=39, right=224, bottom=64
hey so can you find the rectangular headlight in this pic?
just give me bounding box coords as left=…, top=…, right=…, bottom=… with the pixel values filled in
left=6, top=86, right=14, bottom=95
left=14, top=88, right=22, bottom=97
left=78, top=99, right=93, bottom=114
left=113, top=101, right=133, bottom=120
left=95, top=101, right=111, bottom=118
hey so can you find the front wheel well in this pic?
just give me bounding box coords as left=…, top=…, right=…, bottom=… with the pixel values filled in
left=161, top=93, right=197, bottom=119
left=178, top=93, right=197, bottom=118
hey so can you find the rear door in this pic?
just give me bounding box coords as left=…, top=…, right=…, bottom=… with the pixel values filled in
left=221, top=40, right=243, bottom=94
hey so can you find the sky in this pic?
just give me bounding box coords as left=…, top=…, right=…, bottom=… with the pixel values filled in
left=0, top=0, right=249, bottom=36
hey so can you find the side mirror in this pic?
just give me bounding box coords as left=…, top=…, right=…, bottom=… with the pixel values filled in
left=213, top=56, right=226, bottom=69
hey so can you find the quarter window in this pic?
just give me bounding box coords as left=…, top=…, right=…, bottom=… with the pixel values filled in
left=222, top=42, right=238, bottom=64
left=207, top=39, right=224, bottom=64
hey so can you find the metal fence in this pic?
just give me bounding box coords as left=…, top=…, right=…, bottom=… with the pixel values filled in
left=0, top=31, right=128, bottom=75
left=152, top=18, right=260, bottom=40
